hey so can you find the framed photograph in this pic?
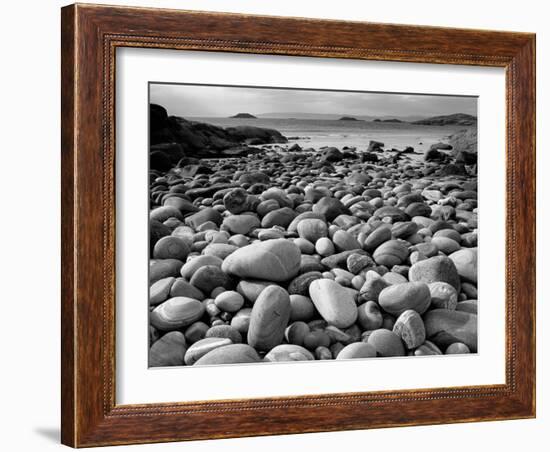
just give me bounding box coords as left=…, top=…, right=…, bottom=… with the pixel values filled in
left=61, top=4, right=536, bottom=447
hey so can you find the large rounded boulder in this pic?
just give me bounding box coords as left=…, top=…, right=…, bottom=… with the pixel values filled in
left=449, top=248, right=478, bottom=284
left=221, top=239, right=301, bottom=282
left=408, top=255, right=461, bottom=292
left=423, top=309, right=478, bottom=352
left=308, top=278, right=358, bottom=328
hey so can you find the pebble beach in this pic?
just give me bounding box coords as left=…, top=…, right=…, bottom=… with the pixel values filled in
left=148, top=104, right=478, bottom=367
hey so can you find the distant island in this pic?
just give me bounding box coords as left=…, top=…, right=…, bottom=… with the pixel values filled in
left=228, top=112, right=476, bottom=125
left=230, top=113, right=257, bottom=119
left=413, top=113, right=477, bottom=126
left=255, top=112, right=427, bottom=121
left=373, top=118, right=403, bottom=123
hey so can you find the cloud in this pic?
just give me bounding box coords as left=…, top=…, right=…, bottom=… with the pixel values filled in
left=150, top=83, right=476, bottom=118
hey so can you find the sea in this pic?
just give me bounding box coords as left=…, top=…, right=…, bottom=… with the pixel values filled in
left=189, top=117, right=467, bottom=155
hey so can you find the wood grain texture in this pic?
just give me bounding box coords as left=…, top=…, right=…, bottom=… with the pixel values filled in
left=60, top=5, right=76, bottom=446
left=61, top=3, right=536, bottom=447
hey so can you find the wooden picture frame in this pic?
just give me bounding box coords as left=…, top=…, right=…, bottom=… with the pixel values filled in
left=61, top=3, right=536, bottom=447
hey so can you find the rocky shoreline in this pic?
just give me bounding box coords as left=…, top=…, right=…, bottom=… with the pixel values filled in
left=148, top=104, right=478, bottom=367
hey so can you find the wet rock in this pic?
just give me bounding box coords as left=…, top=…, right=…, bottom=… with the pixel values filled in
left=264, top=344, right=314, bottom=362
left=393, top=310, right=426, bottom=349
left=309, top=279, right=358, bottom=328
left=363, top=225, right=392, bottom=251
left=382, top=271, right=408, bottom=285
left=303, top=330, right=331, bottom=350
left=357, top=301, right=383, bottom=330
left=379, top=282, right=431, bottom=316
left=332, top=230, right=361, bottom=252
left=373, top=240, right=409, bottom=267
left=428, top=281, right=458, bottom=310
left=449, top=248, right=478, bottom=283
left=247, top=286, right=291, bottom=351
left=202, top=243, right=238, bottom=260
left=456, top=300, right=478, bottom=314
left=222, top=239, right=301, bottom=282
left=313, top=197, right=348, bottom=221
left=315, top=237, right=335, bottom=256
left=222, top=214, right=260, bottom=235
left=223, top=188, right=250, bottom=214
left=150, top=206, right=184, bottom=223
left=150, top=297, right=205, bottom=331
left=413, top=340, right=442, bottom=356
left=289, top=295, right=316, bottom=321
left=373, top=206, right=409, bottom=222
left=238, top=171, right=270, bottom=185
left=150, top=259, right=183, bottom=284
left=367, top=329, right=405, bottom=357
left=256, top=199, right=280, bottom=217
left=297, top=218, right=328, bottom=243
left=214, top=291, right=245, bottom=313
left=230, top=308, right=252, bottom=334
left=321, top=249, right=367, bottom=269
left=261, top=207, right=296, bottom=228
left=170, top=278, right=205, bottom=301
left=185, top=208, right=222, bottom=228
left=150, top=219, right=171, bottom=251
left=288, top=271, right=323, bottom=296
left=367, top=140, right=384, bottom=152
left=150, top=277, right=176, bottom=306
left=320, top=147, right=344, bottom=162
left=236, top=279, right=276, bottom=303
left=190, top=265, right=228, bottom=293
left=180, top=255, right=222, bottom=280
left=194, top=344, right=260, bottom=366
left=205, top=325, right=243, bottom=343
left=409, top=256, right=461, bottom=292
left=184, top=322, right=209, bottom=344
left=153, top=236, right=190, bottom=261
left=184, top=337, right=233, bottom=365
left=149, top=331, right=187, bottom=367
left=423, top=309, right=477, bottom=352
left=445, top=343, right=471, bottom=354
left=347, top=253, right=374, bottom=274
left=337, top=342, right=377, bottom=360
left=358, top=270, right=390, bottom=303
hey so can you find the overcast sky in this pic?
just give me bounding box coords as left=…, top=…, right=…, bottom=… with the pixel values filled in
left=150, top=83, right=477, bottom=119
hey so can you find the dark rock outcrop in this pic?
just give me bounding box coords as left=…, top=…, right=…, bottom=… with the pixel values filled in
left=224, top=126, right=286, bottom=145
left=150, top=151, right=173, bottom=172
left=449, top=128, right=478, bottom=154
left=361, top=152, right=379, bottom=163
left=320, top=147, right=344, bottom=162
left=150, top=143, right=186, bottom=168
left=287, top=143, right=302, bottom=152
left=149, top=103, right=288, bottom=164
left=455, top=150, right=477, bottom=165
left=424, top=149, right=450, bottom=163
left=367, top=140, right=384, bottom=152
left=437, top=163, right=468, bottom=176
left=413, top=113, right=477, bottom=126
left=430, top=142, right=453, bottom=151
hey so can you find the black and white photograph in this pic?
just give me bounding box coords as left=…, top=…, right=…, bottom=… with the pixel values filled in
left=148, top=83, right=478, bottom=367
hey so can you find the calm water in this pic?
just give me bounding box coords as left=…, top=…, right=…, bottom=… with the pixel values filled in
left=189, top=117, right=466, bottom=154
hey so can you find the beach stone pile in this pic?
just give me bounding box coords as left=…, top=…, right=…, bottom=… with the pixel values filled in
left=148, top=148, right=478, bottom=367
